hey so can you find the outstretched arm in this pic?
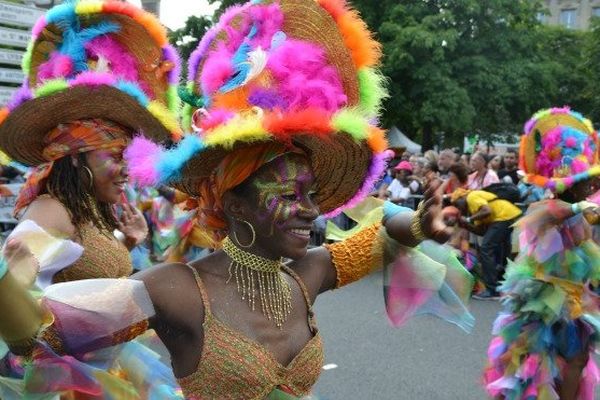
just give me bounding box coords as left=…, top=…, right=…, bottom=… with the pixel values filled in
left=292, top=182, right=452, bottom=299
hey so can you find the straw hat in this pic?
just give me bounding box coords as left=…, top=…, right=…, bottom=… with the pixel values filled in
left=0, top=0, right=182, bottom=166
left=129, top=0, right=390, bottom=217
left=520, top=107, right=599, bottom=193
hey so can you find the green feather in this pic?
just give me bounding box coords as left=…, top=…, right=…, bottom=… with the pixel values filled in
left=332, top=109, right=369, bottom=140
left=35, top=79, right=69, bottom=97
left=358, top=67, right=388, bottom=116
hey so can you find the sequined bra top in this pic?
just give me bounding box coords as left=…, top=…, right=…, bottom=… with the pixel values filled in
left=178, top=265, right=324, bottom=400
left=52, top=223, right=132, bottom=283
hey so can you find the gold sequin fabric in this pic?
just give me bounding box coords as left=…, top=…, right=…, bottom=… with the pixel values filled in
left=324, top=222, right=384, bottom=288
left=53, top=224, right=132, bottom=283
left=177, top=265, right=324, bottom=400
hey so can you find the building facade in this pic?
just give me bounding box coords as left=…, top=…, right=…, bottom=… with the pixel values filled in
left=542, top=0, right=600, bottom=29
left=141, top=0, right=160, bottom=16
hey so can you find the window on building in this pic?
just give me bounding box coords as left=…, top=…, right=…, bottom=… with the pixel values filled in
left=593, top=7, right=600, bottom=17
left=560, top=8, right=577, bottom=29
left=536, top=12, right=547, bottom=23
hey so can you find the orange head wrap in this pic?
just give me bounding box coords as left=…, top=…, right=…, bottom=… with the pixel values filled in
left=14, top=119, right=128, bottom=216
left=194, top=142, right=289, bottom=246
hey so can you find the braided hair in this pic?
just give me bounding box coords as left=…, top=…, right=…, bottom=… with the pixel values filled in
left=45, top=153, right=117, bottom=234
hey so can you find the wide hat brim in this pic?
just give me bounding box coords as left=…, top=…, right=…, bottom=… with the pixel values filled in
left=173, top=133, right=372, bottom=215
left=0, top=85, right=172, bottom=166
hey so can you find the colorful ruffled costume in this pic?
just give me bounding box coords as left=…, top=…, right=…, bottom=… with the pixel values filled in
left=0, top=0, right=184, bottom=398
left=0, top=0, right=475, bottom=398
left=484, top=108, right=600, bottom=399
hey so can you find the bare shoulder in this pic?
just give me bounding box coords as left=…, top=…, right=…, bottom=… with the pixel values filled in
left=132, top=262, right=205, bottom=331
left=288, top=246, right=334, bottom=302
left=21, top=196, right=75, bottom=238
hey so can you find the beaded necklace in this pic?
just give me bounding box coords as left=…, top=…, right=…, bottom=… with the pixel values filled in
left=222, top=237, right=292, bottom=328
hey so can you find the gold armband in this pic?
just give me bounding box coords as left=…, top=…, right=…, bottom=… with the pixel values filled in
left=324, top=223, right=385, bottom=288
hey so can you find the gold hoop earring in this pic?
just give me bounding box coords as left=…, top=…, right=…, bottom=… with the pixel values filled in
left=82, top=166, right=94, bottom=191
left=232, top=219, right=256, bottom=248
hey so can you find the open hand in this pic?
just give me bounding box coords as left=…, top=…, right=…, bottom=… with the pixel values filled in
left=116, top=203, right=148, bottom=248
left=419, top=179, right=452, bottom=243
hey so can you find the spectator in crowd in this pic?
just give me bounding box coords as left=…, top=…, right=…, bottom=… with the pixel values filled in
left=412, top=157, right=428, bottom=180
left=438, top=149, right=456, bottom=179
left=423, top=150, right=438, bottom=167
left=518, top=180, right=546, bottom=205
left=452, top=189, right=522, bottom=299
left=442, top=163, right=469, bottom=195
left=401, top=150, right=412, bottom=161
left=387, top=161, right=420, bottom=205
left=422, top=159, right=440, bottom=190
left=374, top=165, right=395, bottom=199
left=467, top=152, right=499, bottom=190
left=489, top=154, right=504, bottom=174
left=409, top=154, right=420, bottom=172
left=498, top=149, right=519, bottom=185
left=442, top=205, right=470, bottom=259
left=460, top=153, right=471, bottom=168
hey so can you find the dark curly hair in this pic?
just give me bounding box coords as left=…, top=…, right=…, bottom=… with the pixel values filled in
left=449, top=163, right=469, bottom=184
left=45, top=154, right=117, bottom=234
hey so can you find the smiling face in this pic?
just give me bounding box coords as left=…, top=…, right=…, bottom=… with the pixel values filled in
left=470, top=153, right=487, bottom=172
left=226, top=153, right=320, bottom=260
left=85, top=146, right=128, bottom=204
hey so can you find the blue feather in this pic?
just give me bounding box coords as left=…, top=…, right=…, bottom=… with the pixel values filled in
left=58, top=21, right=120, bottom=74
left=45, top=3, right=77, bottom=25
left=157, top=135, right=205, bottom=183
left=116, top=80, right=150, bottom=107
left=219, top=25, right=258, bottom=93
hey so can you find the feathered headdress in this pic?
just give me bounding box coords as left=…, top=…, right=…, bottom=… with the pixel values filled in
left=0, top=0, right=182, bottom=166
left=520, top=107, right=599, bottom=193
left=127, top=0, right=390, bottom=218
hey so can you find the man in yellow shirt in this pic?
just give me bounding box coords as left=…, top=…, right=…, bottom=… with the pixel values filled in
left=453, top=189, right=522, bottom=299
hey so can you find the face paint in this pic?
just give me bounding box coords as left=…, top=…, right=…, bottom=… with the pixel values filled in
left=253, top=156, right=316, bottom=235
left=86, top=146, right=128, bottom=204
left=92, top=147, right=126, bottom=180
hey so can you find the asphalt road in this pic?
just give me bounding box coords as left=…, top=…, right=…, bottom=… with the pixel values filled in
left=312, top=271, right=600, bottom=400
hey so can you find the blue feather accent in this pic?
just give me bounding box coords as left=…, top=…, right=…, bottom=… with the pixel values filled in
left=157, top=135, right=205, bottom=183
left=58, top=20, right=120, bottom=74
left=45, top=3, right=77, bottom=25
left=219, top=25, right=258, bottom=93
left=115, top=80, right=150, bottom=107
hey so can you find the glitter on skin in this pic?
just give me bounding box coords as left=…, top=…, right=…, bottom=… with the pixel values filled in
left=90, top=146, right=126, bottom=180
left=253, top=157, right=316, bottom=235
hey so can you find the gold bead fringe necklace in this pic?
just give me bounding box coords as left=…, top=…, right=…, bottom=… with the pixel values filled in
left=222, top=237, right=292, bottom=328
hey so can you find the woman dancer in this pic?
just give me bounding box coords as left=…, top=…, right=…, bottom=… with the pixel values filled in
left=484, top=107, right=600, bottom=399
left=0, top=0, right=181, bottom=285
left=0, top=0, right=473, bottom=398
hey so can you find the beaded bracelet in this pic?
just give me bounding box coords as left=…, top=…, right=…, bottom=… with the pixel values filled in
left=410, top=204, right=427, bottom=242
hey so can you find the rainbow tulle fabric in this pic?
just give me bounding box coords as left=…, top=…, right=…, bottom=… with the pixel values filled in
left=484, top=200, right=600, bottom=399
left=0, top=279, right=183, bottom=399
left=331, top=200, right=475, bottom=333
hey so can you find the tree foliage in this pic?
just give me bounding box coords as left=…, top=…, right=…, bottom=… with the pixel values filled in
left=168, top=15, right=212, bottom=78
left=172, top=0, right=591, bottom=150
